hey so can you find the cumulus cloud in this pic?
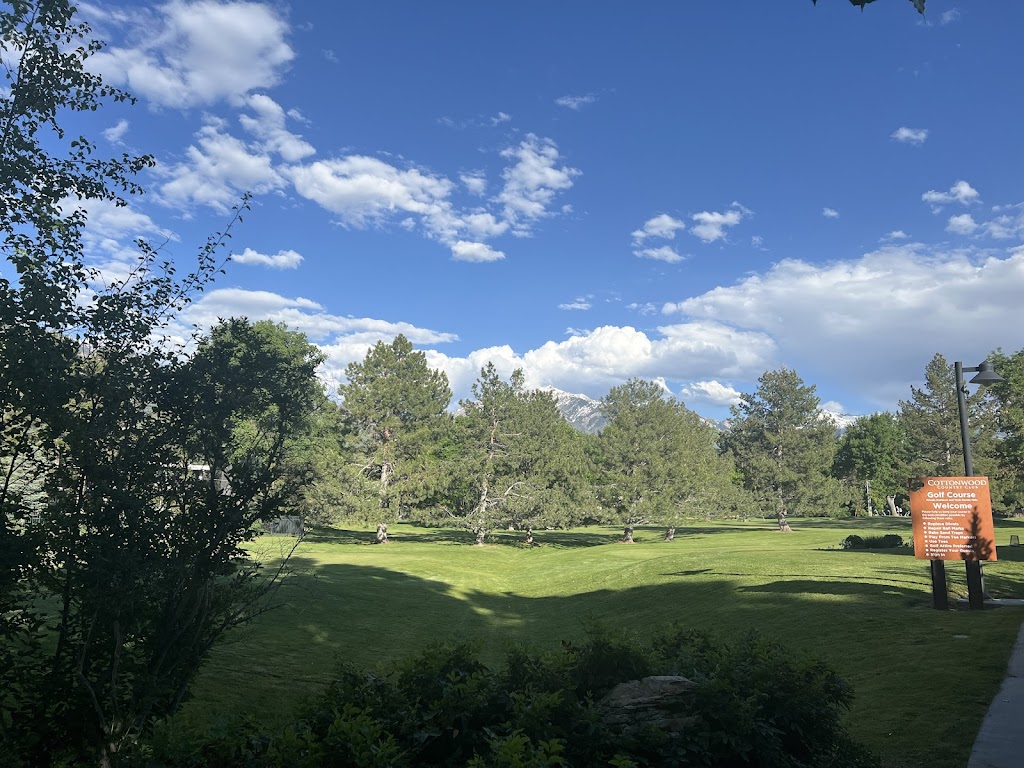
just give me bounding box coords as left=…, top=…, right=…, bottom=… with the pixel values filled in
left=690, top=203, right=750, bottom=243
left=86, top=0, right=294, bottom=109
left=239, top=93, right=315, bottom=162
left=940, top=8, right=960, bottom=24
left=634, top=246, right=684, bottom=263
left=460, top=172, right=487, bottom=195
left=632, top=214, right=686, bottom=242
left=882, top=230, right=909, bottom=241
left=231, top=247, right=303, bottom=268
left=103, top=119, right=130, bottom=143
left=678, top=380, right=743, bottom=408
left=172, top=287, right=459, bottom=390
left=287, top=155, right=454, bottom=228
left=555, top=94, right=597, bottom=110
left=922, top=180, right=980, bottom=209
left=287, top=134, right=574, bottom=260
left=450, top=241, right=505, bottom=262
left=891, top=127, right=929, bottom=145
left=822, top=207, right=840, bottom=219
left=498, top=134, right=579, bottom=234
left=157, top=121, right=284, bottom=212
left=946, top=214, right=978, bottom=235
left=665, top=245, right=1024, bottom=404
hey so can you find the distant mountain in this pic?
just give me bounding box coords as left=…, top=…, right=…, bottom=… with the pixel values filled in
left=545, top=389, right=608, bottom=434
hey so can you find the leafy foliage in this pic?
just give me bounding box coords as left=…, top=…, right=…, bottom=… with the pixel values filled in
left=0, top=3, right=324, bottom=764
left=811, top=0, right=925, bottom=15
left=133, top=626, right=878, bottom=768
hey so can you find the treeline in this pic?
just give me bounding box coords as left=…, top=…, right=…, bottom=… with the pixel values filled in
left=280, top=336, right=1024, bottom=539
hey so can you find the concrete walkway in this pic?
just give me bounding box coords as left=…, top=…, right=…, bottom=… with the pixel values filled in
left=968, top=622, right=1024, bottom=767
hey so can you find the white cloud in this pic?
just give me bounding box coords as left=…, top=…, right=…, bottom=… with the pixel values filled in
left=497, top=134, right=579, bottom=234
left=678, top=380, right=742, bottom=407
left=822, top=207, right=840, bottom=219
left=922, top=180, right=980, bottom=209
left=946, top=214, right=978, bottom=235
left=634, top=246, right=684, bottom=263
left=751, top=235, right=766, bottom=249
left=891, top=127, right=929, bottom=145
left=491, top=112, right=511, bottom=125
left=558, top=298, right=591, bottom=311
left=239, top=93, right=315, bottom=162
left=627, top=302, right=658, bottom=315
left=665, top=245, right=1024, bottom=404
left=157, top=121, right=284, bottom=212
left=980, top=205, right=1024, bottom=240
left=555, top=94, right=596, bottom=110
left=287, top=155, right=454, bottom=228
left=86, top=0, right=294, bottom=109
left=460, top=172, right=487, bottom=195
left=103, top=119, right=130, bottom=143
left=883, top=230, right=909, bottom=241
left=690, top=203, right=750, bottom=243
left=940, top=8, right=960, bottom=25
left=231, top=247, right=303, bottom=269
left=450, top=241, right=505, bottom=262
left=323, top=49, right=338, bottom=63
left=632, top=213, right=686, bottom=242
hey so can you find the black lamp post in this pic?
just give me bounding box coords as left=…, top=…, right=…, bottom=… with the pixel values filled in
left=954, top=360, right=1003, bottom=610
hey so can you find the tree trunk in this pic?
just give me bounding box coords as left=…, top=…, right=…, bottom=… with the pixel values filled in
left=374, top=522, right=388, bottom=544
left=474, top=526, right=487, bottom=546
left=885, top=495, right=899, bottom=516
left=664, top=527, right=675, bottom=542
left=865, top=480, right=874, bottom=516
left=524, top=527, right=534, bottom=546
left=776, top=509, right=792, bottom=532
left=622, top=525, right=634, bottom=543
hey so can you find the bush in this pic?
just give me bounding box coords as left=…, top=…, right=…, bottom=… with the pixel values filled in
left=131, top=627, right=879, bottom=768
left=841, top=534, right=905, bottom=550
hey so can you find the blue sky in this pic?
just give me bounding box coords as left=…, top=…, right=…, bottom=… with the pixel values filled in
left=38, top=1, right=1024, bottom=419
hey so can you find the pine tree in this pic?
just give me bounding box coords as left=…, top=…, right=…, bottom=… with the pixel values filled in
left=723, top=368, right=840, bottom=531
left=833, top=413, right=908, bottom=515
left=338, top=335, right=452, bottom=539
left=898, top=353, right=996, bottom=480
left=596, top=379, right=734, bottom=542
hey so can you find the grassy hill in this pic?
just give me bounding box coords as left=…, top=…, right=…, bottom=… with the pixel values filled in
left=179, top=517, right=1024, bottom=768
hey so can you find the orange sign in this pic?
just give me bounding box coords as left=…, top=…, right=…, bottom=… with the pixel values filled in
left=909, top=477, right=997, bottom=561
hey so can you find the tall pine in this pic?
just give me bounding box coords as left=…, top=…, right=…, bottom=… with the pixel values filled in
left=723, top=368, right=840, bottom=531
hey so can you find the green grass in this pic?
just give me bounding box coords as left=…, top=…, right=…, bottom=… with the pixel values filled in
left=181, top=517, right=1024, bottom=768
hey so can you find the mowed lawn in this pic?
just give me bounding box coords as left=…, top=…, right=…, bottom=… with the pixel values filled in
left=181, top=517, right=1024, bottom=768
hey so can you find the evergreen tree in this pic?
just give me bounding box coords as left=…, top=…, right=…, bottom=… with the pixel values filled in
left=452, top=365, right=592, bottom=545
left=985, top=348, right=1024, bottom=510
left=338, top=335, right=451, bottom=539
left=833, top=412, right=908, bottom=515
left=596, top=379, right=733, bottom=542
left=723, top=368, right=841, bottom=531
left=898, top=353, right=997, bottom=480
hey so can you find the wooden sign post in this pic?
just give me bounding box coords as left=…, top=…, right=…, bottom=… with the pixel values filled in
left=909, top=477, right=997, bottom=609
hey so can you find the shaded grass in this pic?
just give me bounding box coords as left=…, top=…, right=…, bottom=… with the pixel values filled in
left=181, top=517, right=1024, bottom=768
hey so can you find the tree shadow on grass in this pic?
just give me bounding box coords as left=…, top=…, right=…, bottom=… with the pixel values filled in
left=180, top=555, right=1024, bottom=768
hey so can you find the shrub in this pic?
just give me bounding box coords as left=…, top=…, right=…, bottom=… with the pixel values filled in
left=841, top=534, right=905, bottom=550
left=131, top=627, right=879, bottom=768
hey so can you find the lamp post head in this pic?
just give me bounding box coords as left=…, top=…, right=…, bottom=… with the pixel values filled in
left=969, top=360, right=1004, bottom=386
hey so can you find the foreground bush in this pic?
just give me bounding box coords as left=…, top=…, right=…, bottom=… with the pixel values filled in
left=133, top=627, right=877, bottom=768
left=841, top=534, right=905, bottom=550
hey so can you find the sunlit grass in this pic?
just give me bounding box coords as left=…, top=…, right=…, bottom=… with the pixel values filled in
left=181, top=517, right=1024, bottom=768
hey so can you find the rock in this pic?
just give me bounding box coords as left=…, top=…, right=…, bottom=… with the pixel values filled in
left=599, top=675, right=697, bottom=732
